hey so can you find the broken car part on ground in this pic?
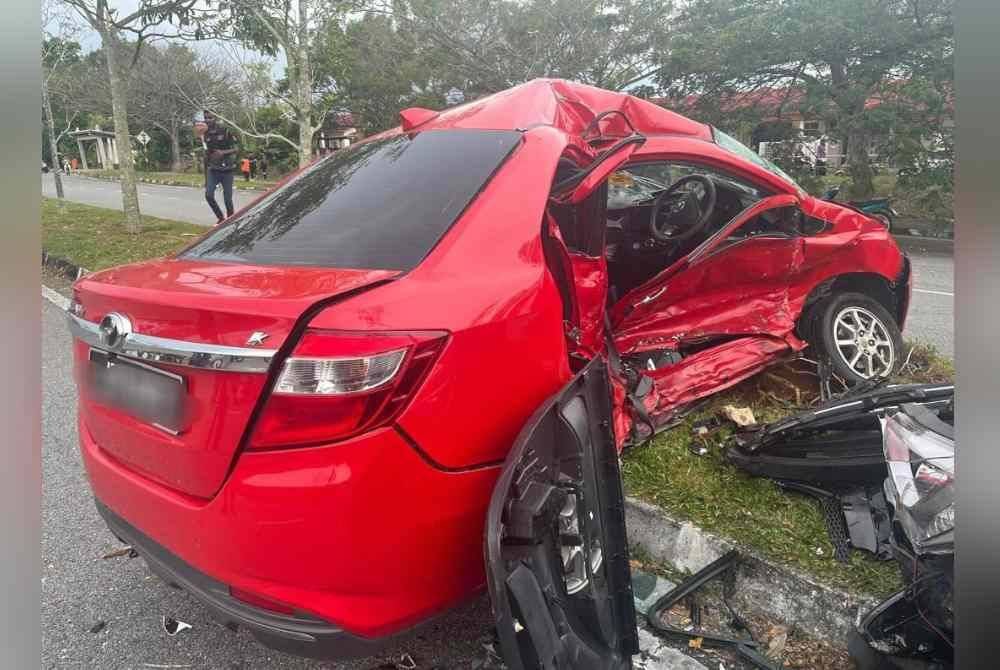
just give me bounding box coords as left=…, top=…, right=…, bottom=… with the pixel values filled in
left=726, top=384, right=955, bottom=668
left=69, top=78, right=911, bottom=665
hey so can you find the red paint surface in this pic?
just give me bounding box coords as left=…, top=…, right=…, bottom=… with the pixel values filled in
left=71, top=79, right=907, bottom=642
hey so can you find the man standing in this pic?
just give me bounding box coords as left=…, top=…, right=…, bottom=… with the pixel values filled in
left=199, top=111, right=239, bottom=223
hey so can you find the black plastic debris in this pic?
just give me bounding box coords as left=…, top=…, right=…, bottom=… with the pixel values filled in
left=645, top=550, right=783, bottom=670
left=725, top=383, right=955, bottom=668
left=88, top=620, right=106, bottom=634
left=725, top=383, right=954, bottom=562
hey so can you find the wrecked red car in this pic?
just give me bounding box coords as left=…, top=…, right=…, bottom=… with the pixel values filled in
left=68, top=79, right=910, bottom=662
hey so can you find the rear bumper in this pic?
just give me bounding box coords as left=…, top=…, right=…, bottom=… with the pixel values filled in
left=97, top=500, right=399, bottom=660
left=79, top=416, right=501, bottom=645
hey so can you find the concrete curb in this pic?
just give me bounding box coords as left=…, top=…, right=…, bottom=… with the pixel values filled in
left=625, top=497, right=878, bottom=647
left=74, top=172, right=273, bottom=192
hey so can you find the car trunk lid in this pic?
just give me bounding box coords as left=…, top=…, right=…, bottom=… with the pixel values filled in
left=71, top=258, right=398, bottom=499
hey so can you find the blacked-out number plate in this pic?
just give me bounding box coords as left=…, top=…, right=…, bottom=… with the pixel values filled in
left=87, top=349, right=185, bottom=435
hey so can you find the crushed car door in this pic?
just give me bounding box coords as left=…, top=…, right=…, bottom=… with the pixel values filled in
left=545, top=136, right=646, bottom=360
left=610, top=195, right=805, bottom=431
left=485, top=357, right=638, bottom=669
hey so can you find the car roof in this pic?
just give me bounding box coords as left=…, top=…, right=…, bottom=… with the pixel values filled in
left=412, top=79, right=715, bottom=141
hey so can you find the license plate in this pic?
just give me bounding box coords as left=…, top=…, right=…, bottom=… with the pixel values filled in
left=88, top=349, right=185, bottom=435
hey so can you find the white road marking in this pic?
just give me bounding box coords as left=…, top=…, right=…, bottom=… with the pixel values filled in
left=913, top=288, right=954, bottom=297
left=42, top=285, right=70, bottom=311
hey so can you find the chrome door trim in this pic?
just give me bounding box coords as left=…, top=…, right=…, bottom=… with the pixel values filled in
left=68, top=313, right=276, bottom=373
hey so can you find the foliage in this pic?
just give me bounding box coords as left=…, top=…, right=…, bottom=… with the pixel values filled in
left=314, top=0, right=676, bottom=133
left=654, top=0, right=954, bottom=199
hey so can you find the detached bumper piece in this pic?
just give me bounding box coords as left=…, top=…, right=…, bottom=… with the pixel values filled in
left=725, top=383, right=954, bottom=561
left=95, top=501, right=401, bottom=661
left=726, top=385, right=954, bottom=668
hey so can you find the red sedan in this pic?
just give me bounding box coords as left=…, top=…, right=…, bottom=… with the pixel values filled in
left=69, top=79, right=909, bottom=662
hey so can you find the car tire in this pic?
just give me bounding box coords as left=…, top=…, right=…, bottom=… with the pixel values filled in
left=811, top=292, right=903, bottom=384
left=873, top=213, right=893, bottom=232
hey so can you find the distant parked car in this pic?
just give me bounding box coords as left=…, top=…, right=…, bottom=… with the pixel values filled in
left=68, top=79, right=911, bottom=663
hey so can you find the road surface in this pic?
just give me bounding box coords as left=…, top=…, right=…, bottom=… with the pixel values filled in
left=42, top=173, right=258, bottom=227
left=42, top=173, right=953, bottom=357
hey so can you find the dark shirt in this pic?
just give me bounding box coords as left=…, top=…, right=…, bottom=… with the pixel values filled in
left=204, top=125, right=237, bottom=172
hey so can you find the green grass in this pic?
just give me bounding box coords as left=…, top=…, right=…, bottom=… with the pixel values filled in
left=622, top=343, right=953, bottom=597
left=42, top=198, right=206, bottom=270
left=82, top=169, right=278, bottom=191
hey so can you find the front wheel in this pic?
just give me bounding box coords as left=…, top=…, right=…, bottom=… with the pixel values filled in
left=811, top=292, right=903, bottom=384
left=873, top=212, right=893, bottom=232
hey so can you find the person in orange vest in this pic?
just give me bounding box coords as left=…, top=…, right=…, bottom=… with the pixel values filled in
left=240, top=156, right=251, bottom=181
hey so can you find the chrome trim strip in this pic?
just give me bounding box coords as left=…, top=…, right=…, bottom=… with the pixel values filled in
left=68, top=312, right=276, bottom=373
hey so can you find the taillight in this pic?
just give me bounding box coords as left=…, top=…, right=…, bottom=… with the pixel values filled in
left=248, top=329, right=448, bottom=450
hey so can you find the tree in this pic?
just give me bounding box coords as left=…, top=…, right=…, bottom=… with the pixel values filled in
left=651, top=0, right=954, bottom=197
left=371, top=0, right=675, bottom=95
left=209, top=0, right=347, bottom=167
left=42, top=0, right=83, bottom=201
left=128, top=43, right=232, bottom=171
left=62, top=0, right=209, bottom=233
left=312, top=12, right=440, bottom=133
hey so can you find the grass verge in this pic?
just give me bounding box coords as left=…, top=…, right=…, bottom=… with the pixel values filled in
left=622, top=343, right=953, bottom=597
left=42, top=198, right=206, bottom=271
left=81, top=169, right=277, bottom=191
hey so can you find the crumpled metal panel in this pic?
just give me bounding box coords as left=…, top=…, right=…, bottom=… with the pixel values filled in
left=637, top=336, right=790, bottom=423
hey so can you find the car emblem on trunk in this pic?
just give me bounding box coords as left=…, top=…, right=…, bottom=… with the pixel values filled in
left=246, top=331, right=269, bottom=346
left=98, top=312, right=132, bottom=349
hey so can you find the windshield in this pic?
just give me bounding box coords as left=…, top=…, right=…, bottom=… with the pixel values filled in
left=183, top=129, right=521, bottom=270
left=712, top=128, right=800, bottom=190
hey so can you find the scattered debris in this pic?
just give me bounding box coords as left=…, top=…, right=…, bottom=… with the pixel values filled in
left=688, top=442, right=709, bottom=457
left=720, top=405, right=756, bottom=427
left=765, top=626, right=788, bottom=658
left=645, top=550, right=783, bottom=670
left=88, top=620, right=106, bottom=634
left=724, top=382, right=955, bottom=668
left=102, top=545, right=138, bottom=560
left=161, top=616, right=193, bottom=636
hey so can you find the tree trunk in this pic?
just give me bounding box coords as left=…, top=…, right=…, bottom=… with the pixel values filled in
left=845, top=124, right=875, bottom=199
left=98, top=21, right=142, bottom=234
left=295, top=0, right=313, bottom=168
left=169, top=120, right=183, bottom=172
left=41, top=79, right=65, bottom=200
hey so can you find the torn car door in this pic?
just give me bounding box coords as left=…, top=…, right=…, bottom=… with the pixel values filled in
left=613, top=194, right=802, bottom=354
left=485, top=358, right=638, bottom=669
left=545, top=136, right=645, bottom=361
left=610, top=195, right=806, bottom=431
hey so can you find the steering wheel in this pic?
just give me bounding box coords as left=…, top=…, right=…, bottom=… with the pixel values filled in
left=648, top=174, right=717, bottom=243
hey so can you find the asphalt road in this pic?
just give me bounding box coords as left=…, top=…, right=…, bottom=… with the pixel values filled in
left=41, top=172, right=954, bottom=358
left=901, top=249, right=954, bottom=358
left=42, top=173, right=258, bottom=227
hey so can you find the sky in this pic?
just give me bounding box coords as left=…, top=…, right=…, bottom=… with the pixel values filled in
left=56, top=0, right=287, bottom=78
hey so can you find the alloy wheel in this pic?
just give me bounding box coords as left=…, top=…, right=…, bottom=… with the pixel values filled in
left=833, top=306, right=895, bottom=379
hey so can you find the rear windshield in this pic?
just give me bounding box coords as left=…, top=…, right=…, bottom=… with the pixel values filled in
left=182, top=129, right=522, bottom=270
